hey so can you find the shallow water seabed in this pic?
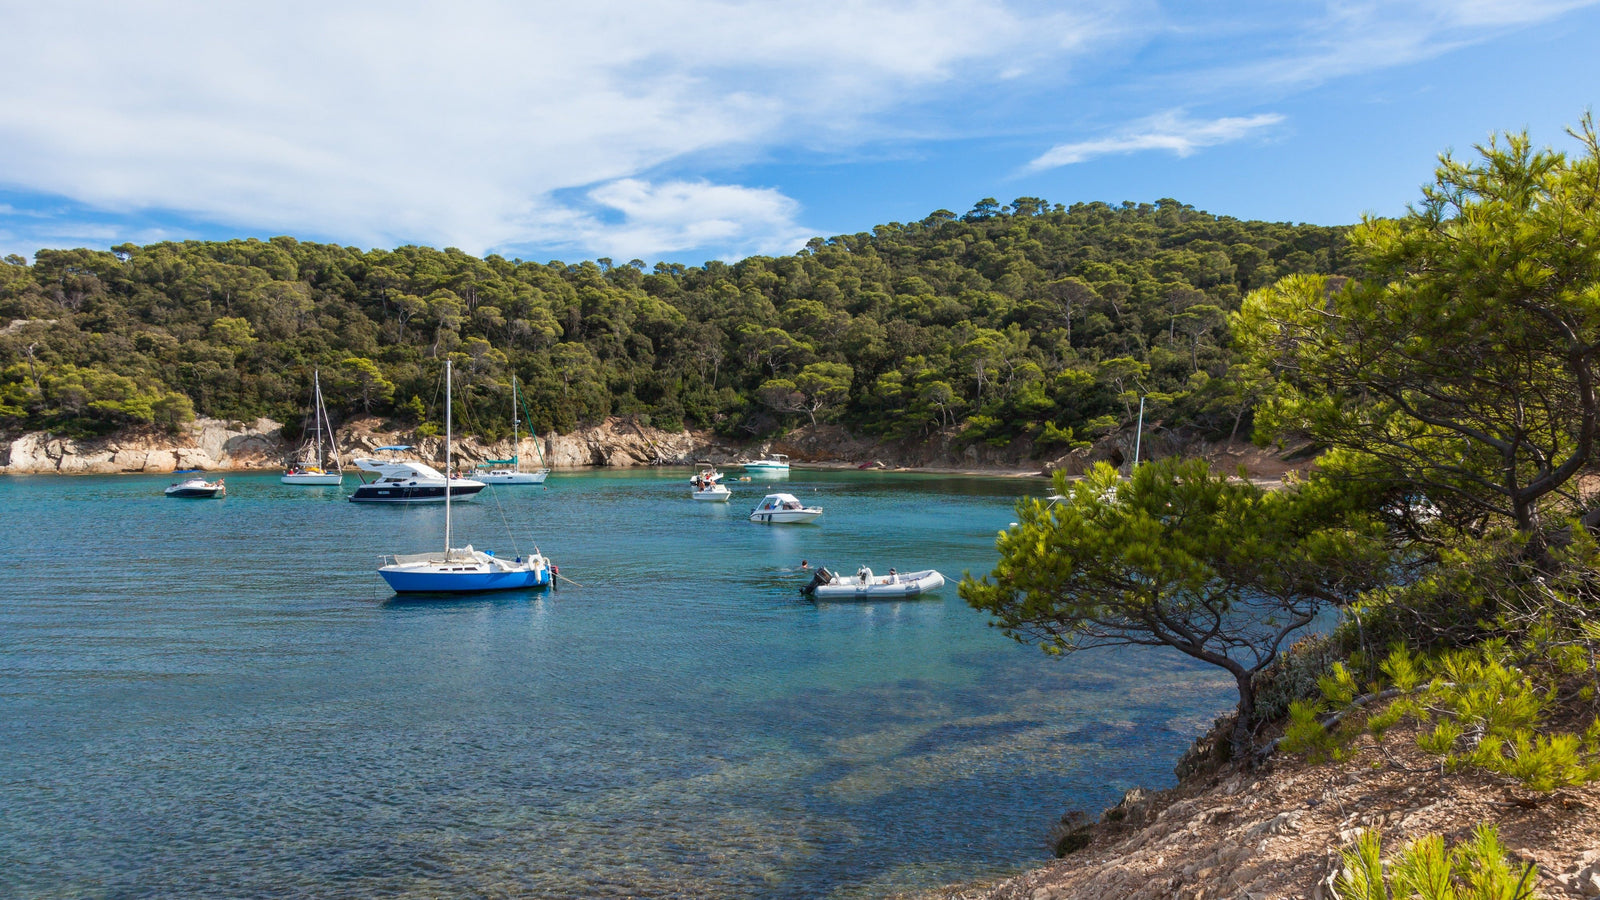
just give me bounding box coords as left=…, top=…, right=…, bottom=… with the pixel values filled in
left=0, top=469, right=1231, bottom=899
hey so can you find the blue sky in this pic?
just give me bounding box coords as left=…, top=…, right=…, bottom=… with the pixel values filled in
left=1, top=1, right=1597, bottom=266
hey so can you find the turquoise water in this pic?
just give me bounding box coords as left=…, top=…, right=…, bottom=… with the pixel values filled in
left=0, top=469, right=1230, bottom=898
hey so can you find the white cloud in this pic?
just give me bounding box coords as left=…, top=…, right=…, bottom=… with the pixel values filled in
left=0, top=1, right=1122, bottom=259
left=1026, top=111, right=1283, bottom=170
left=505, top=178, right=814, bottom=262
left=1196, top=0, right=1600, bottom=90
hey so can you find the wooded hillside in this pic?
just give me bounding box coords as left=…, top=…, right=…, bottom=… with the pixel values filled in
left=0, top=198, right=1352, bottom=448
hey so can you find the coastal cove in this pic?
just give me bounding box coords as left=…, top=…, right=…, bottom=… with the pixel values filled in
left=0, top=469, right=1231, bottom=898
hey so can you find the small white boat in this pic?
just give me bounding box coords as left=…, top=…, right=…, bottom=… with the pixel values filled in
left=749, top=492, right=821, bottom=524
left=690, top=463, right=730, bottom=501
left=742, top=453, right=790, bottom=473
left=803, top=566, right=945, bottom=600
left=475, top=375, right=550, bottom=485
left=165, top=476, right=225, bottom=498
left=692, top=482, right=731, bottom=502
left=688, top=462, right=724, bottom=484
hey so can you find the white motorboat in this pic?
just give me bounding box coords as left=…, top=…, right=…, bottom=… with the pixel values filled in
left=742, top=453, right=790, bottom=473
left=475, top=375, right=550, bottom=485
left=690, top=463, right=730, bottom=501
left=749, top=492, right=821, bottom=524
left=691, top=478, right=731, bottom=502
left=377, top=360, right=555, bottom=594
left=802, top=566, right=945, bottom=600
left=282, top=369, right=344, bottom=485
left=688, top=461, right=724, bottom=484
left=165, top=476, right=225, bottom=498
left=349, top=447, right=485, bottom=503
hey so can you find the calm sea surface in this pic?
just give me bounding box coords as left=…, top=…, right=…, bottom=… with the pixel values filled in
left=0, top=469, right=1230, bottom=899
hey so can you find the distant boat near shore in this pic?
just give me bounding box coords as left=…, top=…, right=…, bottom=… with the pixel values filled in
left=165, top=476, right=225, bottom=498
left=282, top=369, right=343, bottom=485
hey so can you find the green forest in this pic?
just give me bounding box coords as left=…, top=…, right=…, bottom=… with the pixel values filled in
left=0, top=198, right=1352, bottom=450
left=965, top=123, right=1600, bottom=827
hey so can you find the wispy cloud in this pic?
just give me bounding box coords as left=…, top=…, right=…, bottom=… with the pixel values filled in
left=1026, top=111, right=1283, bottom=170
left=0, top=1, right=1120, bottom=261
left=1192, top=0, right=1600, bottom=91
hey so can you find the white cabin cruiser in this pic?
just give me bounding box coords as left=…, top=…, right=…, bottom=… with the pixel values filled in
left=349, top=447, right=485, bottom=503
left=802, top=566, right=945, bottom=600
left=165, top=476, right=225, bottom=498
left=742, top=453, right=790, bottom=473
left=749, top=492, right=821, bottom=524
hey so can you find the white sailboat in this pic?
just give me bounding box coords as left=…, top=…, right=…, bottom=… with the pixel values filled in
left=282, top=369, right=343, bottom=485
left=378, top=360, right=554, bottom=594
left=475, top=375, right=550, bottom=485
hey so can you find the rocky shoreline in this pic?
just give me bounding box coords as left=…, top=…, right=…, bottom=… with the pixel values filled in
left=1, top=416, right=1306, bottom=481
left=905, top=718, right=1600, bottom=900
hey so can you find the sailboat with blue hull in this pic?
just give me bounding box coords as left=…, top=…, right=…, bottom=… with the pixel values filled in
left=378, top=360, right=554, bottom=594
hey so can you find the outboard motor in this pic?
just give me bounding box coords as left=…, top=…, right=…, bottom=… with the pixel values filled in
left=801, top=567, right=832, bottom=596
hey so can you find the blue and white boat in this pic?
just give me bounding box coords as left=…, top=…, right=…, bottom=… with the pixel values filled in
left=742, top=453, right=790, bottom=473
left=378, top=361, right=554, bottom=594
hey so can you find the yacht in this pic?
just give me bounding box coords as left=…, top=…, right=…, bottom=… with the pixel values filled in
left=349, top=446, right=485, bottom=503
left=742, top=453, right=790, bottom=473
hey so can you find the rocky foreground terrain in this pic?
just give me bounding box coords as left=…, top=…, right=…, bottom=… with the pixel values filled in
left=904, top=723, right=1600, bottom=900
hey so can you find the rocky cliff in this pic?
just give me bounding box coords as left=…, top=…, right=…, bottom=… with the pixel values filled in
left=0, top=416, right=763, bottom=476
left=0, top=418, right=286, bottom=474
left=1, top=416, right=1306, bottom=479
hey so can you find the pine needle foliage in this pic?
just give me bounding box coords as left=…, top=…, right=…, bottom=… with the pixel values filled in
left=1336, top=826, right=1539, bottom=900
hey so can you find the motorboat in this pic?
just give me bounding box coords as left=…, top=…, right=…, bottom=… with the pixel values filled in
left=690, top=463, right=730, bottom=501
left=691, top=475, right=731, bottom=502
left=378, top=360, right=554, bottom=594
left=802, top=566, right=945, bottom=600
left=474, top=375, right=550, bottom=485
left=281, top=369, right=343, bottom=485
left=688, top=461, right=724, bottom=484
left=349, top=446, right=486, bottom=503
left=165, top=476, right=225, bottom=498
left=742, top=453, right=790, bottom=473
left=749, top=492, right=821, bottom=524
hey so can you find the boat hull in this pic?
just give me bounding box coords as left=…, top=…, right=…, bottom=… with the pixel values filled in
left=281, top=472, right=342, bottom=485
left=349, top=482, right=485, bottom=503
left=380, top=566, right=552, bottom=593
left=165, top=487, right=224, bottom=498
left=811, top=569, right=945, bottom=600
left=477, top=471, right=548, bottom=484
left=749, top=508, right=820, bottom=524
left=692, top=488, right=731, bottom=502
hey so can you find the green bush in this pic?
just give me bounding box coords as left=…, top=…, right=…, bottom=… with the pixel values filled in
left=1336, top=825, right=1539, bottom=899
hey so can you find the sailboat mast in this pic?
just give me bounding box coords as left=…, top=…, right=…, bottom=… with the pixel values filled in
left=444, top=359, right=453, bottom=555
left=511, top=375, right=521, bottom=474
left=312, top=369, right=324, bottom=466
